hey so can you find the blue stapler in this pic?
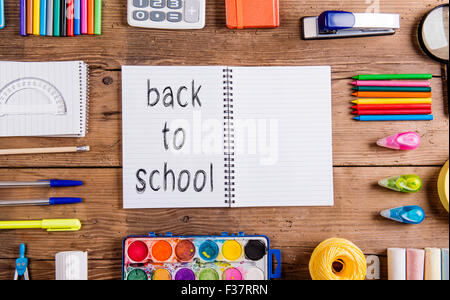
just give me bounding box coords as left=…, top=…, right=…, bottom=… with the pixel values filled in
left=302, top=11, right=400, bottom=40
left=0, top=0, right=4, bottom=29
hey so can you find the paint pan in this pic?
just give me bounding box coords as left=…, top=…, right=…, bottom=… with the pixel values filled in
left=223, top=267, right=243, bottom=280
left=175, top=239, right=196, bottom=262
left=245, top=240, right=267, bottom=261
left=222, top=240, right=243, bottom=261
left=151, top=240, right=172, bottom=262
left=122, top=233, right=281, bottom=280
left=199, top=240, right=219, bottom=261
left=126, top=240, right=149, bottom=263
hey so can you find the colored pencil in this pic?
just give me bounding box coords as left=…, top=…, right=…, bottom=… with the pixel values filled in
left=53, top=0, right=61, bottom=36
left=81, top=0, right=87, bottom=34
left=26, top=0, right=33, bottom=35
left=33, top=0, right=40, bottom=35
left=39, top=0, right=46, bottom=35
left=352, top=98, right=432, bottom=105
left=87, top=0, right=94, bottom=34
left=66, top=0, right=74, bottom=36
left=74, top=0, right=81, bottom=34
left=351, top=80, right=431, bottom=87
left=94, top=0, right=101, bottom=35
left=351, top=104, right=432, bottom=110
left=352, top=91, right=432, bottom=98
left=0, top=146, right=90, bottom=156
left=46, top=0, right=53, bottom=36
left=352, top=86, right=431, bottom=92
left=20, top=0, right=27, bottom=36
left=353, top=115, right=434, bottom=121
left=353, top=74, right=433, bottom=80
left=60, top=0, right=66, bottom=36
left=352, top=109, right=432, bottom=115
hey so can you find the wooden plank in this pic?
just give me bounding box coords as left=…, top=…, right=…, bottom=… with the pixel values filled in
left=0, top=167, right=447, bottom=279
left=0, top=0, right=448, bottom=167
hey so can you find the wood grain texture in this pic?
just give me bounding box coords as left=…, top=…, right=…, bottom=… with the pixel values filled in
left=0, top=0, right=449, bottom=280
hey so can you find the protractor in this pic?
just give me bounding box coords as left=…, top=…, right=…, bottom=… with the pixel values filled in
left=0, top=77, right=67, bottom=117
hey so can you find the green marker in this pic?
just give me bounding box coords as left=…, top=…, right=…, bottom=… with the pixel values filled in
left=53, top=0, right=61, bottom=37
left=352, top=86, right=432, bottom=92
left=378, top=174, right=423, bottom=193
left=94, top=0, right=101, bottom=35
left=353, top=74, right=433, bottom=80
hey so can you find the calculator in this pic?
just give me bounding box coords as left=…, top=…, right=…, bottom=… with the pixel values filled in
left=128, top=0, right=206, bottom=30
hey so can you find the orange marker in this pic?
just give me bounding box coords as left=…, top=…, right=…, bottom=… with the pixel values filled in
left=87, top=0, right=94, bottom=34
left=26, top=0, right=33, bottom=34
left=352, top=91, right=432, bottom=98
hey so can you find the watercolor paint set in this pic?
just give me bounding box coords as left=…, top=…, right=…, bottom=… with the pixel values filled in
left=122, top=232, right=281, bottom=280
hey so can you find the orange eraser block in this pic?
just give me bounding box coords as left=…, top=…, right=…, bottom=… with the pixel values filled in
left=226, top=0, right=280, bottom=29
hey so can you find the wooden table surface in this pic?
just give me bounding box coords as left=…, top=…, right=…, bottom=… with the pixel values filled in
left=0, top=0, right=448, bottom=280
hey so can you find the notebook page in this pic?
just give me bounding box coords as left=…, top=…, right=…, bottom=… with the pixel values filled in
left=122, top=66, right=228, bottom=208
left=0, top=61, right=85, bottom=137
left=232, top=66, right=333, bottom=207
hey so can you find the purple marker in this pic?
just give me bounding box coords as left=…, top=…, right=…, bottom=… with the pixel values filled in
left=20, top=0, right=27, bottom=35
left=81, top=0, right=87, bottom=34
left=174, top=268, right=196, bottom=280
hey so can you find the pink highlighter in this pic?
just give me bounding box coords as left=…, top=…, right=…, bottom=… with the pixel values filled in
left=377, top=132, right=421, bottom=150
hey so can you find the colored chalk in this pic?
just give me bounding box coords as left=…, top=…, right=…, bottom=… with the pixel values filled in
left=175, top=240, right=195, bottom=262
left=442, top=249, right=449, bottom=280
left=152, top=240, right=172, bottom=261
left=245, top=240, right=267, bottom=261
left=223, top=268, right=243, bottom=280
left=152, top=268, right=172, bottom=280
left=222, top=240, right=242, bottom=261
left=175, top=268, right=196, bottom=280
left=127, top=240, right=148, bottom=262
left=198, top=268, right=219, bottom=280
left=425, top=248, right=441, bottom=280
left=127, top=268, right=148, bottom=280
left=378, top=174, right=422, bottom=193
left=377, top=132, right=421, bottom=151
left=388, top=248, right=406, bottom=280
left=380, top=205, right=425, bottom=224
left=407, top=249, right=425, bottom=280
left=199, top=240, right=219, bottom=261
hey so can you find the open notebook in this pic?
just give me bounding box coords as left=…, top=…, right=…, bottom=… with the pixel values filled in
left=122, top=66, right=333, bottom=208
left=0, top=61, right=89, bottom=137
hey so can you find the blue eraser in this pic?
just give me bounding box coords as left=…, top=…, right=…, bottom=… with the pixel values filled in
left=49, top=179, right=83, bottom=187
left=318, top=11, right=355, bottom=32
left=49, top=197, right=83, bottom=205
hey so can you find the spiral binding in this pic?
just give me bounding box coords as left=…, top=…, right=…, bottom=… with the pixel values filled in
left=223, top=68, right=235, bottom=205
left=79, top=61, right=90, bottom=136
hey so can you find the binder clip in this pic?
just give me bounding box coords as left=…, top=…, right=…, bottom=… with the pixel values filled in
left=14, top=244, right=29, bottom=280
left=302, top=11, right=400, bottom=40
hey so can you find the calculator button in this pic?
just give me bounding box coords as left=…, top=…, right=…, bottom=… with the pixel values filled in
left=150, top=0, right=166, bottom=9
left=167, top=0, right=183, bottom=9
left=150, top=11, right=166, bottom=22
left=184, top=0, right=200, bottom=23
left=167, top=12, right=183, bottom=22
left=133, top=10, right=149, bottom=21
left=133, top=0, right=149, bottom=8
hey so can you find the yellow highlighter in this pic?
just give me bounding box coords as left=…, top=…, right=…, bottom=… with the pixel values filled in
left=352, top=98, right=432, bottom=105
left=0, top=219, right=82, bottom=232
left=33, top=0, right=40, bottom=35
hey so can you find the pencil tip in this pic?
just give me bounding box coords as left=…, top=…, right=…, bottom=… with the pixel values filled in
left=351, top=111, right=357, bottom=114
left=350, top=81, right=357, bottom=85
left=352, top=92, right=357, bottom=96
left=353, top=116, right=360, bottom=120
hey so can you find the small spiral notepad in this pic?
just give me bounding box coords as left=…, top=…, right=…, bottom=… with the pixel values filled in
left=0, top=61, right=89, bottom=137
left=122, top=66, right=333, bottom=208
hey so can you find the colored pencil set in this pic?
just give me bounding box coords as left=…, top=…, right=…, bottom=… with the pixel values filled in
left=350, top=74, right=434, bottom=121
left=20, top=0, right=101, bottom=37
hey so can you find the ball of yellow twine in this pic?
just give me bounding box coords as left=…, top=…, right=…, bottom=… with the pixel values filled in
left=309, top=238, right=367, bottom=280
